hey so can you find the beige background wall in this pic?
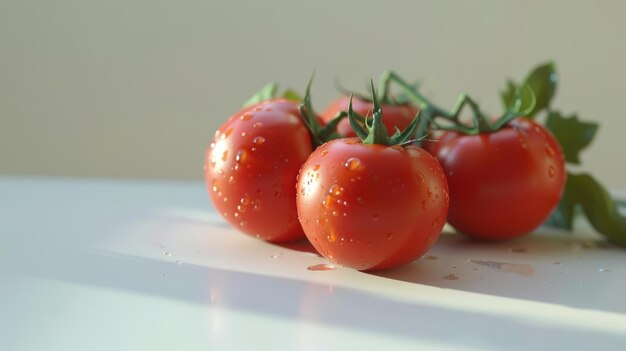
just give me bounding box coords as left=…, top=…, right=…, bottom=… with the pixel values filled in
left=2, top=0, right=626, bottom=187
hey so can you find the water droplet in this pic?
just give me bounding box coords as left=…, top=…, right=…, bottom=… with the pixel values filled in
left=236, top=149, right=248, bottom=163
left=598, top=268, right=611, bottom=272
left=372, top=214, right=379, bottom=221
left=221, top=127, right=233, bottom=139
left=228, top=175, right=234, bottom=184
left=321, top=150, right=329, bottom=157
left=240, top=113, right=253, bottom=121
left=223, top=197, right=228, bottom=202
left=329, top=184, right=343, bottom=196
left=386, top=232, right=394, bottom=240
left=332, top=210, right=339, bottom=217
left=234, top=212, right=239, bottom=218
left=545, top=144, right=556, bottom=157
left=253, top=122, right=263, bottom=128
left=307, top=263, right=336, bottom=271
left=274, top=190, right=282, bottom=198
left=239, top=221, right=247, bottom=227
left=469, top=259, right=534, bottom=276
left=327, top=231, right=336, bottom=242
left=253, top=136, right=265, bottom=145
left=312, top=164, right=321, bottom=171
left=221, top=150, right=229, bottom=161
left=211, top=180, right=219, bottom=192
left=548, top=165, right=556, bottom=177
left=421, top=200, right=428, bottom=209
left=322, top=195, right=333, bottom=208
left=344, top=157, right=363, bottom=171
left=357, top=197, right=364, bottom=204
left=444, top=273, right=459, bottom=281
left=241, top=131, right=248, bottom=137
left=209, top=142, right=215, bottom=149
left=240, top=195, right=251, bottom=205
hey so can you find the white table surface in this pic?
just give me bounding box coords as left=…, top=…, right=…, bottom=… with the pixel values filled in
left=2, top=177, right=626, bottom=350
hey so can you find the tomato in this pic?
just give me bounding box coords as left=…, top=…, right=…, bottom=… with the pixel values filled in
left=205, top=99, right=313, bottom=242
left=296, top=138, right=449, bottom=271
left=321, top=96, right=418, bottom=138
left=430, top=118, right=566, bottom=240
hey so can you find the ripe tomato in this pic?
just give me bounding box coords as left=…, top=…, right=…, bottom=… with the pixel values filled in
left=321, top=96, right=418, bottom=138
left=296, top=138, right=449, bottom=271
left=430, top=118, right=566, bottom=239
left=205, top=99, right=313, bottom=242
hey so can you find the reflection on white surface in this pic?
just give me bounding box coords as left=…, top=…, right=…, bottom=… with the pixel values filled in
left=2, top=177, right=626, bottom=350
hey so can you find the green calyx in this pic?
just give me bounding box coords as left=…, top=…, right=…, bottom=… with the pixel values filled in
left=242, top=83, right=302, bottom=108
left=383, top=71, right=536, bottom=138
left=348, top=80, right=419, bottom=146
left=297, top=74, right=347, bottom=148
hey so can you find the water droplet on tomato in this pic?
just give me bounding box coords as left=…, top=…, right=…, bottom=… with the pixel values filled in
left=321, top=150, right=329, bottom=157
left=545, top=144, right=556, bottom=157
left=241, top=131, right=248, bottom=137
left=421, top=200, right=428, bottom=209
left=344, top=157, right=363, bottom=171
left=222, top=127, right=233, bottom=139
left=240, top=113, right=253, bottom=121
left=236, top=149, right=247, bottom=163
left=329, top=184, right=342, bottom=196
left=223, top=197, right=228, bottom=202
left=240, top=195, right=251, bottom=205
left=322, top=195, right=332, bottom=208
left=212, top=180, right=219, bottom=192
left=221, top=150, right=229, bottom=161
left=357, top=197, right=364, bottom=204
left=386, top=233, right=394, bottom=240
left=209, top=142, right=215, bottom=149
left=327, top=231, right=336, bottom=242
left=312, top=164, right=320, bottom=171
left=548, top=165, right=556, bottom=177
left=228, top=175, right=234, bottom=184
left=372, top=214, right=379, bottom=222
left=332, top=210, right=339, bottom=217
left=274, top=190, right=282, bottom=198
left=253, top=136, right=265, bottom=145
left=253, top=122, right=263, bottom=128
left=307, top=263, right=336, bottom=271
left=239, top=221, right=247, bottom=227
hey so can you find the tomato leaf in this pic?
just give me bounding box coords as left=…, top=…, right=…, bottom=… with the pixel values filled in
left=547, top=173, right=626, bottom=247
left=501, top=62, right=557, bottom=118
left=545, top=111, right=598, bottom=164
left=242, top=83, right=303, bottom=107
left=500, top=80, right=518, bottom=111
left=545, top=175, right=576, bottom=230
left=523, top=62, right=557, bottom=118
left=282, top=89, right=302, bottom=103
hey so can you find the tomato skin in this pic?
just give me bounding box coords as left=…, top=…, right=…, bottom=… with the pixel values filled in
left=205, top=99, right=312, bottom=242
left=320, top=97, right=418, bottom=138
left=431, top=118, right=566, bottom=240
left=296, top=138, right=449, bottom=271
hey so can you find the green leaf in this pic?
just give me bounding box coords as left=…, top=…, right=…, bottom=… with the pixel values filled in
left=546, top=173, right=626, bottom=247
left=545, top=175, right=576, bottom=230
left=242, top=83, right=278, bottom=108
left=522, top=62, right=557, bottom=117
left=282, top=89, right=302, bottom=102
left=501, top=62, right=557, bottom=118
left=545, top=111, right=598, bottom=164
left=242, top=83, right=303, bottom=107
left=500, top=80, right=517, bottom=111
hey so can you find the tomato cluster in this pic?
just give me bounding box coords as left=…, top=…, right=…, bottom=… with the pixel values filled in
left=204, top=77, right=567, bottom=271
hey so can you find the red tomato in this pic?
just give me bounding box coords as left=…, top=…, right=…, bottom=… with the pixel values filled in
left=430, top=118, right=566, bottom=239
left=205, top=99, right=312, bottom=242
left=321, top=97, right=418, bottom=138
left=296, top=138, right=449, bottom=271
